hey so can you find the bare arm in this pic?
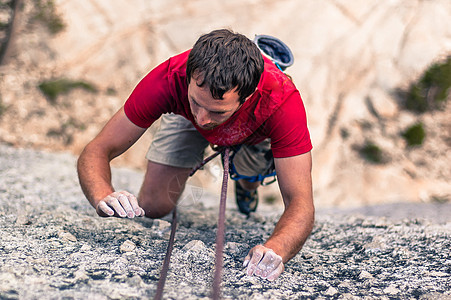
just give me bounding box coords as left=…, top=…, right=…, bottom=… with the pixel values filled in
left=265, top=151, right=314, bottom=259
left=77, top=107, right=147, bottom=217
left=244, top=151, right=314, bottom=280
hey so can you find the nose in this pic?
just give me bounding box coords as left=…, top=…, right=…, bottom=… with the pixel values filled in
left=196, top=108, right=212, bottom=127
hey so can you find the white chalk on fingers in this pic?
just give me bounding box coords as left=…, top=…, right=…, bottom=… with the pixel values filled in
left=126, top=209, right=135, bottom=218
left=243, top=259, right=249, bottom=268
left=99, top=202, right=114, bottom=216
left=266, top=265, right=283, bottom=282
left=246, top=265, right=256, bottom=276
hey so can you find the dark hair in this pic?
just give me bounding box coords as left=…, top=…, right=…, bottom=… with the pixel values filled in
left=187, top=29, right=264, bottom=103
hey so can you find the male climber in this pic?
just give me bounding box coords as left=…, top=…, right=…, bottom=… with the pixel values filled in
left=77, top=29, right=314, bottom=281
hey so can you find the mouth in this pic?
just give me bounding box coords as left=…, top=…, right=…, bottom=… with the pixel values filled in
left=197, top=123, right=217, bottom=130
left=193, top=116, right=218, bottom=130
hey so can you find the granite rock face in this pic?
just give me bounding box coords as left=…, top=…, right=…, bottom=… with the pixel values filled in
left=0, top=144, right=450, bottom=299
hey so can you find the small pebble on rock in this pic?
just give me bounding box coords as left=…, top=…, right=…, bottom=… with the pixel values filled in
left=359, top=270, right=374, bottom=280
left=383, top=284, right=400, bottom=295
left=182, top=240, right=206, bottom=252
left=58, top=230, right=77, bottom=242
left=325, top=286, right=338, bottom=296
left=120, top=240, right=136, bottom=252
left=15, top=214, right=31, bottom=225
left=80, top=244, right=91, bottom=252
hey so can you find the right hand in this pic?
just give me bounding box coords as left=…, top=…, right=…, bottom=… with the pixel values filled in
left=96, top=191, right=145, bottom=218
left=243, top=245, right=284, bottom=281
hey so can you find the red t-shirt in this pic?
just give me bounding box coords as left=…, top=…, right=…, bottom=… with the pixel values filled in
left=124, top=50, right=312, bottom=158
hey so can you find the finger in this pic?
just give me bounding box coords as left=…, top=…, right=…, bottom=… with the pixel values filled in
left=97, top=201, right=115, bottom=217
left=243, top=252, right=252, bottom=268
left=255, top=251, right=277, bottom=277
left=120, top=191, right=143, bottom=217
left=246, top=247, right=264, bottom=276
left=105, top=196, right=127, bottom=217
left=243, top=259, right=249, bottom=268
left=266, top=262, right=284, bottom=282
left=117, top=193, right=135, bottom=218
left=257, top=251, right=283, bottom=278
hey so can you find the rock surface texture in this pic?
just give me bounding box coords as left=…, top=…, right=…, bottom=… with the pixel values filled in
left=0, top=0, right=450, bottom=208
left=0, top=143, right=450, bottom=299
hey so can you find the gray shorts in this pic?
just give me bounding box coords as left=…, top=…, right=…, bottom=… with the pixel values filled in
left=147, top=114, right=274, bottom=179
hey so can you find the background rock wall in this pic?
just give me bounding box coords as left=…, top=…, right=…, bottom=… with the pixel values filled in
left=0, top=0, right=450, bottom=208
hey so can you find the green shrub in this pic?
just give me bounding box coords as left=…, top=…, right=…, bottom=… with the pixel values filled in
left=357, top=141, right=385, bottom=164
left=0, top=21, right=9, bottom=31
left=33, top=0, right=66, bottom=34
left=431, top=195, right=449, bottom=204
left=106, top=87, right=117, bottom=96
left=340, top=127, right=350, bottom=140
left=46, top=118, right=85, bottom=145
left=38, top=78, right=97, bottom=104
left=263, top=194, right=277, bottom=205
left=405, top=56, right=451, bottom=113
left=402, top=122, right=426, bottom=147
left=0, top=97, right=6, bottom=117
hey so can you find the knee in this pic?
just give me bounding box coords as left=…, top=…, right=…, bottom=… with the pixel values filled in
left=144, top=209, right=172, bottom=219
left=138, top=161, right=190, bottom=219
left=139, top=190, right=175, bottom=219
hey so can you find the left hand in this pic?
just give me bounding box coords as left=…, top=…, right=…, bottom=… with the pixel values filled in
left=243, top=245, right=284, bottom=281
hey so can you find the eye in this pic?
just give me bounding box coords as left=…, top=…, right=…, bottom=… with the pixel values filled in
left=190, top=98, right=199, bottom=106
left=212, top=111, right=226, bottom=115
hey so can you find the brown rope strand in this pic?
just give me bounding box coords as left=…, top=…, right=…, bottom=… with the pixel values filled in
left=153, top=208, right=178, bottom=300
left=189, top=148, right=223, bottom=177
left=212, top=147, right=230, bottom=299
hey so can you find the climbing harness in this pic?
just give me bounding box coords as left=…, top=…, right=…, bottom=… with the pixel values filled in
left=226, top=145, right=277, bottom=186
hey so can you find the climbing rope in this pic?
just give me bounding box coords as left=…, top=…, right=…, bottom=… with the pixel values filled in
left=154, top=147, right=230, bottom=300
left=153, top=208, right=177, bottom=300
left=212, top=147, right=230, bottom=299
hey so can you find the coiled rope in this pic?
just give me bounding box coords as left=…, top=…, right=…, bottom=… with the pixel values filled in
left=154, top=147, right=230, bottom=300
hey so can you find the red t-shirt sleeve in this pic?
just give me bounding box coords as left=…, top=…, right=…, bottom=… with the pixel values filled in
left=124, top=60, right=174, bottom=128
left=266, top=91, right=313, bottom=158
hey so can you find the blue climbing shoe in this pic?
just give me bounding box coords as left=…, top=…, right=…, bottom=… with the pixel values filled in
left=235, top=181, right=259, bottom=216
